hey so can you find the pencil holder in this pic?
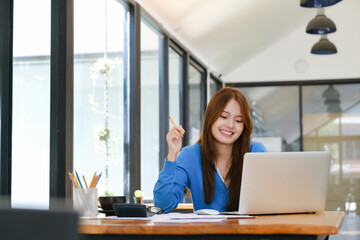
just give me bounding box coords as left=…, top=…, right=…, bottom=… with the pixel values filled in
left=73, top=188, right=98, bottom=217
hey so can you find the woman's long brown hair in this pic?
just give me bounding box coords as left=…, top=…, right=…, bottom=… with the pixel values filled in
left=198, top=87, right=252, bottom=211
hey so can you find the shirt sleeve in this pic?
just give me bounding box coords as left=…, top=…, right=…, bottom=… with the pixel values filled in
left=250, top=141, right=267, bottom=152
left=153, top=148, right=190, bottom=212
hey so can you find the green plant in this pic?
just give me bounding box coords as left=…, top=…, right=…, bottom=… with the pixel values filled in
left=97, top=125, right=111, bottom=142
left=104, top=189, right=114, bottom=196
left=134, top=190, right=143, bottom=198
left=88, top=57, right=118, bottom=196
left=88, top=57, right=116, bottom=111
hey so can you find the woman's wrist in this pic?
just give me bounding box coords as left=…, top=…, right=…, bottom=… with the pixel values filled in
left=167, top=152, right=178, bottom=162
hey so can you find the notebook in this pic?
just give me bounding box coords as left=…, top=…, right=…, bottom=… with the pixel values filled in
left=238, top=151, right=331, bottom=215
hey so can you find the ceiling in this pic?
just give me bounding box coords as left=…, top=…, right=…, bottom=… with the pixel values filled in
left=135, top=0, right=360, bottom=83
left=134, top=0, right=360, bottom=146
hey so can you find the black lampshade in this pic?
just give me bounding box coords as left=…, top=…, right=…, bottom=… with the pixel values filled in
left=306, top=14, right=336, bottom=34
left=311, top=36, right=337, bottom=54
left=300, top=0, right=342, bottom=8
left=322, top=85, right=342, bottom=113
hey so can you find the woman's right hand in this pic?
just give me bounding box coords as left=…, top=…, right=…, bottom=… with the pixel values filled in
left=166, top=126, right=185, bottom=162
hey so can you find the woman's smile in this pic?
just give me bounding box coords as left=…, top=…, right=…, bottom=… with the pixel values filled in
left=219, top=129, right=234, bottom=137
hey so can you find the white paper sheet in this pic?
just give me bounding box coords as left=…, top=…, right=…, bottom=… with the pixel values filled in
left=152, top=218, right=225, bottom=223
left=151, top=213, right=224, bottom=223
left=100, top=216, right=151, bottom=220
left=150, top=213, right=254, bottom=223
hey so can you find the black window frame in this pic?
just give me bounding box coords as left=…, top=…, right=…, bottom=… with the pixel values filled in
left=0, top=0, right=13, bottom=204
left=209, top=73, right=223, bottom=96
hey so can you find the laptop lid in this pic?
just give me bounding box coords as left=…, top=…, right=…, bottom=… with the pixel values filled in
left=238, top=151, right=331, bottom=215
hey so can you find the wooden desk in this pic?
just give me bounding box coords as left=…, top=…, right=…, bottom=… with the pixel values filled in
left=173, top=203, right=193, bottom=210
left=145, top=203, right=193, bottom=212
left=80, top=211, right=345, bottom=240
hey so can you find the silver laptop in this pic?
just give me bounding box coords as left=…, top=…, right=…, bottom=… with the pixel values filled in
left=238, top=151, right=331, bottom=215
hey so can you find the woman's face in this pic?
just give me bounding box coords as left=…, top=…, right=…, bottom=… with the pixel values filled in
left=211, top=99, right=244, bottom=146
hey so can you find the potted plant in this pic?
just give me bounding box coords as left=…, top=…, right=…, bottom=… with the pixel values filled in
left=134, top=190, right=144, bottom=204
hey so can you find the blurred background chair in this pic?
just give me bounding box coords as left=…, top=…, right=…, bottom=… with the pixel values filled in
left=0, top=207, right=79, bottom=240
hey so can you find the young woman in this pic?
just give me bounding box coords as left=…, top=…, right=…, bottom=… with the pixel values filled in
left=153, top=87, right=266, bottom=212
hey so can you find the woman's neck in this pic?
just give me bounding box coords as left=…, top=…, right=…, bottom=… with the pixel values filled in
left=214, top=142, right=233, bottom=181
left=215, top=142, right=233, bottom=165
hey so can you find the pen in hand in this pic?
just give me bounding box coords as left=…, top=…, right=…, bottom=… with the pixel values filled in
left=168, top=116, right=184, bottom=137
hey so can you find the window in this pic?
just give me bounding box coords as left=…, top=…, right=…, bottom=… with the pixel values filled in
left=237, top=86, right=300, bottom=152
left=140, top=20, right=160, bottom=200
left=188, top=64, right=203, bottom=144
left=302, top=84, right=360, bottom=214
left=209, top=75, right=222, bottom=99
left=235, top=82, right=360, bottom=215
left=168, top=47, right=182, bottom=130
left=12, top=0, right=51, bottom=208
left=73, top=0, right=127, bottom=196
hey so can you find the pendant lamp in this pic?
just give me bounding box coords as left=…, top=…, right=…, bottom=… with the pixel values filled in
left=300, top=0, right=342, bottom=8
left=306, top=14, right=336, bottom=34
left=311, top=35, right=337, bottom=54
left=322, top=84, right=342, bottom=113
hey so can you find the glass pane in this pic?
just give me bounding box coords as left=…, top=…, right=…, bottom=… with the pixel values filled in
left=140, top=20, right=160, bottom=201
left=188, top=65, right=202, bottom=145
left=12, top=0, right=51, bottom=209
left=237, top=86, right=300, bottom=152
left=303, top=84, right=360, bottom=215
left=168, top=48, right=181, bottom=130
left=209, top=78, right=218, bottom=98
left=74, top=0, right=126, bottom=197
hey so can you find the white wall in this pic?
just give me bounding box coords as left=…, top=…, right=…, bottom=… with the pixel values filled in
left=225, top=0, right=360, bottom=82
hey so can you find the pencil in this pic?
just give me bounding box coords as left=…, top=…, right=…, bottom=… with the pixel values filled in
left=92, top=175, right=98, bottom=188
left=72, top=172, right=82, bottom=189
left=95, top=172, right=102, bottom=188
left=82, top=175, right=89, bottom=188
left=89, top=171, right=97, bottom=188
left=168, top=116, right=183, bottom=136
left=68, top=172, right=76, bottom=188
left=75, top=170, right=83, bottom=188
